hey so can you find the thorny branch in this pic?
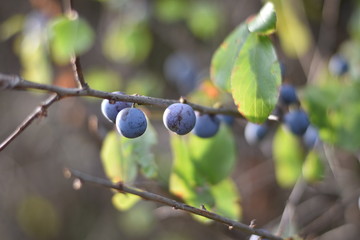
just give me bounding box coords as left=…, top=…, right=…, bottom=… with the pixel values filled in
left=0, top=93, right=59, bottom=151
left=66, top=169, right=284, bottom=240
left=0, top=73, right=245, bottom=117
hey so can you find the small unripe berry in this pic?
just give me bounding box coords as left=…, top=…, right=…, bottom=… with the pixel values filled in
left=163, top=103, right=196, bottom=135
left=116, top=108, right=147, bottom=138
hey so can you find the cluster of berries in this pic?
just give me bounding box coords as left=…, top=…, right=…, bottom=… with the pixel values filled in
left=244, top=84, right=319, bottom=148
left=101, top=92, right=232, bottom=139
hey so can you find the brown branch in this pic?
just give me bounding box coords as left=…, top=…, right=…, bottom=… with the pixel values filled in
left=71, top=57, right=88, bottom=89
left=0, top=93, right=59, bottom=151
left=0, top=73, right=244, bottom=117
left=66, top=168, right=284, bottom=240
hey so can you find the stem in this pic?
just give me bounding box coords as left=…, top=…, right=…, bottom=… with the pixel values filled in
left=67, top=168, right=284, bottom=240
left=0, top=94, right=59, bottom=151
left=0, top=73, right=244, bottom=117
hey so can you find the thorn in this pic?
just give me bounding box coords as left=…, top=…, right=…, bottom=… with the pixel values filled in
left=201, top=204, right=207, bottom=211
left=63, top=168, right=72, bottom=179
left=250, top=219, right=256, bottom=228
left=115, top=181, right=124, bottom=191
left=73, top=178, right=82, bottom=190
left=179, top=96, right=187, bottom=104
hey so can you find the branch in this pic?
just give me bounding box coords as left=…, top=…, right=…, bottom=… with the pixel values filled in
left=0, top=93, right=59, bottom=151
left=66, top=168, right=284, bottom=240
left=0, top=73, right=244, bottom=117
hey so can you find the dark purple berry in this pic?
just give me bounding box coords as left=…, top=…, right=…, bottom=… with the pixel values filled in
left=192, top=112, right=220, bottom=138
left=163, top=103, right=196, bottom=135
left=329, top=54, right=349, bottom=76
left=279, top=84, right=298, bottom=105
left=116, top=108, right=147, bottom=138
left=244, top=122, right=268, bottom=145
left=284, top=110, right=310, bottom=136
left=101, top=92, right=131, bottom=123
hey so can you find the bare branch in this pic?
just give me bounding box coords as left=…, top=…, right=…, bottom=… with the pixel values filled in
left=0, top=73, right=244, bottom=117
left=71, top=56, right=88, bottom=89
left=67, top=168, right=284, bottom=240
left=0, top=93, right=59, bottom=151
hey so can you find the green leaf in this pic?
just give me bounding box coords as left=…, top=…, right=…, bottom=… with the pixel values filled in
left=169, top=132, right=241, bottom=223
left=303, top=83, right=360, bottom=151
left=210, top=23, right=250, bottom=92
left=273, top=127, right=304, bottom=188
left=247, top=2, right=277, bottom=34
left=85, top=68, right=122, bottom=93
left=189, top=125, right=236, bottom=185
left=100, top=131, right=137, bottom=182
left=231, top=33, right=281, bottom=123
left=210, top=178, right=241, bottom=220
left=112, top=193, right=140, bottom=211
left=302, top=150, right=324, bottom=183
left=48, top=16, right=94, bottom=64
left=103, top=21, right=152, bottom=64
left=100, top=122, right=158, bottom=182
left=169, top=135, right=203, bottom=201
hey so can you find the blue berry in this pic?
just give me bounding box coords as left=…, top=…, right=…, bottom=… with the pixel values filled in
left=101, top=92, right=132, bottom=123
left=244, top=122, right=268, bottom=145
left=163, top=103, right=196, bottom=135
left=164, top=52, right=197, bottom=94
left=303, top=125, right=319, bottom=148
left=279, top=84, right=298, bottom=105
left=218, top=114, right=235, bottom=126
left=284, top=110, right=310, bottom=136
left=329, top=55, right=349, bottom=76
left=192, top=112, right=220, bottom=138
left=116, top=108, right=147, bottom=138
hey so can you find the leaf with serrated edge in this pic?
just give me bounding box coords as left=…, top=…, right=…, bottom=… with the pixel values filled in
left=231, top=33, right=281, bottom=123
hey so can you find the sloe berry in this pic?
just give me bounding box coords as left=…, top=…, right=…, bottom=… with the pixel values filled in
left=163, top=103, right=196, bottom=135
left=192, top=112, right=220, bottom=138
left=303, top=125, right=319, bottom=148
left=101, top=92, right=131, bottom=123
left=244, top=122, right=268, bottom=145
left=329, top=54, right=349, bottom=76
left=116, top=108, right=147, bottom=138
left=284, top=109, right=310, bottom=136
left=279, top=84, right=298, bottom=105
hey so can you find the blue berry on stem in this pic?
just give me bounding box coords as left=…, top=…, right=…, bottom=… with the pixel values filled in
left=163, top=103, right=196, bottom=135
left=329, top=54, right=349, bottom=76
left=284, top=109, right=310, bottom=136
left=218, top=114, right=235, bottom=126
left=116, top=108, right=147, bottom=138
left=279, top=84, right=298, bottom=105
left=244, top=122, right=268, bottom=145
left=192, top=112, right=220, bottom=138
left=101, top=92, right=131, bottom=123
left=303, top=125, right=319, bottom=148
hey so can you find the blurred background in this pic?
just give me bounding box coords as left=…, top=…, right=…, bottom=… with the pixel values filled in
left=0, top=0, right=359, bottom=239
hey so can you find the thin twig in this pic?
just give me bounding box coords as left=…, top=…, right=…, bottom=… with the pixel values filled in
left=0, top=73, right=245, bottom=117
left=276, top=177, right=306, bottom=236
left=0, top=93, right=59, bottom=151
left=66, top=168, right=284, bottom=240
left=71, top=57, right=88, bottom=89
